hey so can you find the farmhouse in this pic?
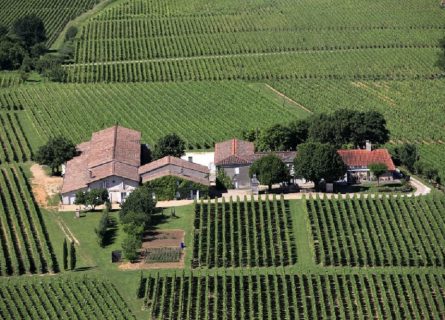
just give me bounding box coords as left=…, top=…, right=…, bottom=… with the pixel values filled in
left=214, top=139, right=296, bottom=188
left=61, top=125, right=141, bottom=205
left=139, top=156, right=210, bottom=199
left=338, top=148, right=396, bottom=183
left=61, top=126, right=211, bottom=205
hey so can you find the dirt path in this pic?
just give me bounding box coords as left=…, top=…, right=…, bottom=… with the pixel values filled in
left=264, top=84, right=313, bottom=114
left=30, top=164, right=63, bottom=209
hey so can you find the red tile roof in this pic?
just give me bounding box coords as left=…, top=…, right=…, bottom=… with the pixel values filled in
left=139, top=156, right=210, bottom=175
left=139, top=156, right=209, bottom=185
left=337, top=149, right=396, bottom=171
left=214, top=139, right=255, bottom=166
left=62, top=125, right=141, bottom=193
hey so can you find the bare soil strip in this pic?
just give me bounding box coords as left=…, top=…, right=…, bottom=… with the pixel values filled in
left=264, top=84, right=313, bottom=114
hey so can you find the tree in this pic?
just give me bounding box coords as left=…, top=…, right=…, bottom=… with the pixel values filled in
left=122, top=233, right=141, bottom=262
left=216, top=167, right=234, bottom=190
left=256, top=124, right=293, bottom=151
left=391, top=143, right=418, bottom=171
left=352, top=111, right=389, bottom=147
left=414, top=161, right=440, bottom=184
left=294, top=142, right=347, bottom=189
left=0, top=24, right=7, bottom=38
left=0, top=39, right=26, bottom=70
left=368, top=163, right=387, bottom=186
left=33, top=136, right=76, bottom=174
left=307, top=109, right=389, bottom=148
left=152, top=133, right=186, bottom=159
left=12, top=15, right=46, bottom=50
left=63, top=239, right=68, bottom=270
left=74, top=188, right=109, bottom=211
left=288, top=119, right=310, bottom=149
left=120, top=186, right=156, bottom=227
left=65, top=26, right=78, bottom=42
left=69, top=241, right=76, bottom=270
left=95, top=208, right=109, bottom=247
left=249, top=154, right=289, bottom=191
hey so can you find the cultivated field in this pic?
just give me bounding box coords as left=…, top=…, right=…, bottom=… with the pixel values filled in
left=0, top=164, right=58, bottom=275
left=306, top=195, right=445, bottom=267
left=0, top=0, right=98, bottom=45
left=419, top=144, right=445, bottom=185
left=0, top=112, right=33, bottom=163
left=269, top=79, right=445, bottom=142
left=0, top=82, right=308, bottom=148
left=0, top=277, right=136, bottom=319
left=192, top=197, right=297, bottom=268
left=142, top=272, right=445, bottom=320
left=66, top=0, right=445, bottom=82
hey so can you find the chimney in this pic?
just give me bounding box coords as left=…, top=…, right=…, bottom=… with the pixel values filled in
left=365, top=140, right=372, bottom=151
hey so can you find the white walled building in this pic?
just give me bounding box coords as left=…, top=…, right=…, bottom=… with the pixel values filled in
left=61, top=125, right=141, bottom=205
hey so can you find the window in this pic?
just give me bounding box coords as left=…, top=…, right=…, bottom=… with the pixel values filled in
left=188, top=156, right=193, bottom=162
left=234, top=167, right=240, bottom=174
left=102, top=181, right=107, bottom=188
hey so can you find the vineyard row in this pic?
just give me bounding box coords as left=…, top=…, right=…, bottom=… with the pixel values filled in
left=0, top=277, right=135, bottom=319
left=192, top=196, right=297, bottom=268
left=306, top=195, right=445, bottom=267
left=0, top=164, right=58, bottom=276
left=142, top=272, right=445, bottom=320
left=0, top=112, right=33, bottom=163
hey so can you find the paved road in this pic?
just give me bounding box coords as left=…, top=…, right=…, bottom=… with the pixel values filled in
left=59, top=178, right=432, bottom=211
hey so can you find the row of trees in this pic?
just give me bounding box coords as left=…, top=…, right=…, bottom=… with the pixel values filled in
left=243, top=109, right=389, bottom=151
left=62, top=239, right=76, bottom=270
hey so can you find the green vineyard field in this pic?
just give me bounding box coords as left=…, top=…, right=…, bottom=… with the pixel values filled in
left=67, top=0, right=445, bottom=82
left=66, top=48, right=441, bottom=83
left=419, top=144, right=445, bottom=184
left=0, top=164, right=58, bottom=275
left=268, top=79, right=445, bottom=142
left=306, top=195, right=445, bottom=267
left=0, top=0, right=98, bottom=45
left=192, top=197, right=297, bottom=268
left=0, top=277, right=136, bottom=319
left=0, top=112, right=33, bottom=163
left=142, top=272, right=445, bottom=320
left=0, top=81, right=308, bottom=148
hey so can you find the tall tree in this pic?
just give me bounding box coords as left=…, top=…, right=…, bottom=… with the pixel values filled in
left=391, top=143, right=418, bottom=171
left=63, top=239, right=68, bottom=270
left=34, top=136, right=76, bottom=175
left=120, top=186, right=156, bottom=226
left=12, top=15, right=46, bottom=50
left=249, top=154, right=289, bottom=191
left=69, top=241, right=76, bottom=270
left=74, top=189, right=109, bottom=211
left=256, top=124, right=293, bottom=151
left=368, top=163, right=387, bottom=186
left=294, top=142, right=347, bottom=189
left=152, top=133, right=186, bottom=160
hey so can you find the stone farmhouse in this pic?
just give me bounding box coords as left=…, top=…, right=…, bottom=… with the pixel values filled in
left=214, top=139, right=296, bottom=189
left=214, top=138, right=396, bottom=188
left=61, top=126, right=209, bottom=205
left=338, top=147, right=396, bottom=183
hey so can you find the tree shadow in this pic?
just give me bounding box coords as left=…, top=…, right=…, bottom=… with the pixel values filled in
left=102, top=215, right=118, bottom=247
left=72, top=266, right=97, bottom=272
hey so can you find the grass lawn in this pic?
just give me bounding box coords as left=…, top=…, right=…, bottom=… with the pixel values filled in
left=42, top=205, right=195, bottom=319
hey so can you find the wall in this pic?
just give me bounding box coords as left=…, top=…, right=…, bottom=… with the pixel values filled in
left=62, top=176, right=139, bottom=204
left=221, top=165, right=251, bottom=189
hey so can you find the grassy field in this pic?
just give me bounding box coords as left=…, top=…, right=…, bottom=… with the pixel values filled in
left=0, top=81, right=309, bottom=148
left=66, top=0, right=445, bottom=82
left=0, top=0, right=99, bottom=45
